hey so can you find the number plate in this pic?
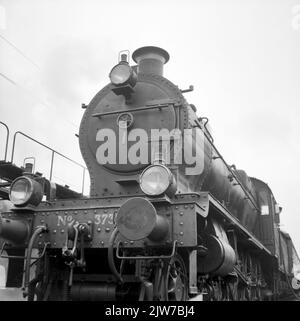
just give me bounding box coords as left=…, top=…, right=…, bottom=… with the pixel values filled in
left=94, top=213, right=114, bottom=225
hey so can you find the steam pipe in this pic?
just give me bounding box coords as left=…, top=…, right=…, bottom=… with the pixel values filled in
left=23, top=225, right=47, bottom=298
left=108, top=228, right=123, bottom=283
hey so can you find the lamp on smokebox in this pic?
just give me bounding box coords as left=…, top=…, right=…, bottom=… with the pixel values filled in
left=9, top=176, right=43, bottom=207
left=109, top=52, right=137, bottom=99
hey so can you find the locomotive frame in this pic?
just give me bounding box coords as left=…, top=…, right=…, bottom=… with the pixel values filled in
left=0, top=46, right=299, bottom=301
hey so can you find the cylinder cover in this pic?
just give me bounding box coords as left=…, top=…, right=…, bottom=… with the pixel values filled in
left=198, top=234, right=236, bottom=276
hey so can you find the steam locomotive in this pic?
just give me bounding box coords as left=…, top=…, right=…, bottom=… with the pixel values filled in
left=0, top=46, right=299, bottom=301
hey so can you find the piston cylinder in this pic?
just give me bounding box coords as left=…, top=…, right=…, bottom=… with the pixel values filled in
left=197, top=234, right=236, bottom=276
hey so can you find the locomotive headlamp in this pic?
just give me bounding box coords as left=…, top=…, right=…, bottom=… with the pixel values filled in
left=139, top=164, right=176, bottom=197
left=109, top=62, right=137, bottom=87
left=9, top=176, right=43, bottom=207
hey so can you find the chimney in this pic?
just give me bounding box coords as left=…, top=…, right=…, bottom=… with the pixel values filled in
left=132, top=46, right=169, bottom=76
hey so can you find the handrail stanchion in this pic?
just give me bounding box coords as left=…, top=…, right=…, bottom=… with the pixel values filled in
left=0, top=121, right=10, bottom=162
left=82, top=168, right=86, bottom=195
left=50, top=150, right=54, bottom=181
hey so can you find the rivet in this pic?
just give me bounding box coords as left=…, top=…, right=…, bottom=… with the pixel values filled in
left=175, top=206, right=179, bottom=209
left=84, top=211, right=87, bottom=214
left=97, top=228, right=101, bottom=232
left=180, top=232, right=184, bottom=235
left=124, top=241, right=128, bottom=245
left=101, top=241, right=104, bottom=245
left=130, top=241, right=134, bottom=244
left=61, top=229, right=65, bottom=233
left=64, top=212, right=67, bottom=215
left=41, top=220, right=44, bottom=223
left=94, top=210, right=97, bottom=213
left=180, top=212, right=184, bottom=216
left=180, top=242, right=184, bottom=245
left=53, top=230, right=57, bottom=234
left=190, top=205, right=194, bottom=209
left=54, top=242, right=57, bottom=246
left=184, top=205, right=188, bottom=209
left=88, top=221, right=92, bottom=225
left=180, top=222, right=183, bottom=225
left=38, top=242, right=42, bottom=245
left=104, top=209, right=107, bottom=213
left=105, top=227, right=110, bottom=232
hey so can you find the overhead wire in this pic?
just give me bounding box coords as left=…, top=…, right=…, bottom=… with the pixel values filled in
left=0, top=71, right=17, bottom=86
left=0, top=71, right=78, bottom=130
left=0, top=33, right=40, bottom=70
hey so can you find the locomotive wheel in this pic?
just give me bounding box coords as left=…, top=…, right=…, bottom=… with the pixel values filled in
left=164, top=254, right=188, bottom=301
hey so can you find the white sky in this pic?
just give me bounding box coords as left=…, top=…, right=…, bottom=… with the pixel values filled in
left=0, top=0, right=299, bottom=254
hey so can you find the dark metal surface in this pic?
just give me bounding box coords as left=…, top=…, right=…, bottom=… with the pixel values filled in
left=116, top=197, right=168, bottom=241
left=116, top=240, right=177, bottom=260
left=0, top=161, right=24, bottom=182
left=79, top=72, right=188, bottom=193
left=70, top=283, right=117, bottom=301
left=0, top=217, right=30, bottom=244
left=55, top=183, right=83, bottom=199
left=92, top=100, right=175, bottom=118
left=197, top=234, right=235, bottom=276
left=203, top=192, right=272, bottom=256
left=1, top=47, right=298, bottom=301
left=1, top=194, right=207, bottom=249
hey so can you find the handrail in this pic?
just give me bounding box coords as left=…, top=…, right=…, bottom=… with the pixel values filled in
left=11, top=131, right=87, bottom=194
left=0, top=121, right=9, bottom=161
left=195, top=119, right=260, bottom=214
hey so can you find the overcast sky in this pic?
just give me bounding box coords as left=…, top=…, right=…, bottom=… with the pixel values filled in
left=0, top=0, right=299, bottom=254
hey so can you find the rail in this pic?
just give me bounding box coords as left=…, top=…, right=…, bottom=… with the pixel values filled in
left=11, top=131, right=87, bottom=194
left=0, top=121, right=9, bottom=161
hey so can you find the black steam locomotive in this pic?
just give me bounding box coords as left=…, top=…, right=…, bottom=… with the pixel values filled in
left=0, top=46, right=299, bottom=301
